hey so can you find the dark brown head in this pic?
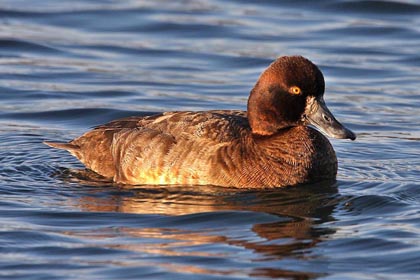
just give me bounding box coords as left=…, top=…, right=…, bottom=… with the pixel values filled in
left=247, top=56, right=356, bottom=140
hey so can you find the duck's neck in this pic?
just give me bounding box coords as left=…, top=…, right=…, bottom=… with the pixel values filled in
left=247, top=82, right=303, bottom=136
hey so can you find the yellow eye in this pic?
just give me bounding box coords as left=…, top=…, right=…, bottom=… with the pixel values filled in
left=289, top=86, right=302, bottom=95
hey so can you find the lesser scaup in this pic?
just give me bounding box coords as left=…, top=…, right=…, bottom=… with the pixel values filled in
left=45, top=56, right=356, bottom=188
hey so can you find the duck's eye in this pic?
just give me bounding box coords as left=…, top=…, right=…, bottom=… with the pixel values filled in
left=289, top=86, right=302, bottom=95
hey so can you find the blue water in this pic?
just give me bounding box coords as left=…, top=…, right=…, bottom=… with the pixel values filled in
left=1, top=1, right=419, bottom=279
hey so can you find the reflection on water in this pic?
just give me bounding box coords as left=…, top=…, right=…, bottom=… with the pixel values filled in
left=62, top=176, right=338, bottom=278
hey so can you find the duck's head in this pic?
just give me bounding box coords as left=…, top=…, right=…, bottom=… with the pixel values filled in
left=247, top=56, right=356, bottom=140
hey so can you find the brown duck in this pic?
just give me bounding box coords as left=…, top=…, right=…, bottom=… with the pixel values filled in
left=45, top=56, right=356, bottom=188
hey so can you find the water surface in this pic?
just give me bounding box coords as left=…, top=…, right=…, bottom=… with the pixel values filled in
left=0, top=1, right=419, bottom=279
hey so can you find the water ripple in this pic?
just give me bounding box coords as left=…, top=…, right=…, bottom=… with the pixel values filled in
left=0, top=0, right=419, bottom=279
left=327, top=0, right=420, bottom=15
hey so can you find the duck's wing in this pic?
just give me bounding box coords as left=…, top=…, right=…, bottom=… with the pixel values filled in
left=135, top=110, right=249, bottom=142
left=45, top=110, right=250, bottom=182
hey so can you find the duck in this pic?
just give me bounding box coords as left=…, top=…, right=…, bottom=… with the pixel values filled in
left=45, top=56, right=356, bottom=188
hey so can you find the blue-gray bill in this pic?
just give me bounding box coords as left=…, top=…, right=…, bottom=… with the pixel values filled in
left=305, top=97, right=356, bottom=140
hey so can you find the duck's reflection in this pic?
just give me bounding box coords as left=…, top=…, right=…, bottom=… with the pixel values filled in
left=61, top=169, right=339, bottom=279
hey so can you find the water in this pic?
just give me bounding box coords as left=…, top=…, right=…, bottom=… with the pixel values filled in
left=0, top=0, right=419, bottom=279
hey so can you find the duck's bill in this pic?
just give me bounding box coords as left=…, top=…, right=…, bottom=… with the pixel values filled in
left=304, top=97, right=356, bottom=140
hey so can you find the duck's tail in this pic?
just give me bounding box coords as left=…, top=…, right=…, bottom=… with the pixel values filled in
left=43, top=140, right=114, bottom=179
left=43, top=141, right=79, bottom=152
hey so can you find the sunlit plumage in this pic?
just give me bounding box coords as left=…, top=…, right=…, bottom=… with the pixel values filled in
left=45, top=56, right=355, bottom=188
